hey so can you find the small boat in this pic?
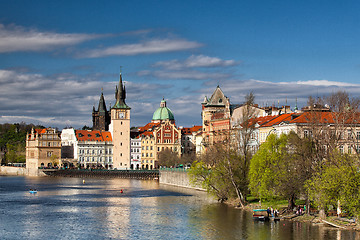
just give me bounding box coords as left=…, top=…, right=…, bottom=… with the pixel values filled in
left=29, top=190, right=37, bottom=194
left=253, top=209, right=270, bottom=221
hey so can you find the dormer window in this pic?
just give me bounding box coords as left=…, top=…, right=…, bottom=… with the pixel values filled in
left=219, top=98, right=222, bottom=103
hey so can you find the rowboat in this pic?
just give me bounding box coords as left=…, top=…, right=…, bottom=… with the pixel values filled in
left=253, top=209, right=270, bottom=221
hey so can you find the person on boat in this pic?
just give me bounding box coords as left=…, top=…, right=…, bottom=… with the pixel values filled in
left=120, top=189, right=123, bottom=193
left=267, top=207, right=271, bottom=217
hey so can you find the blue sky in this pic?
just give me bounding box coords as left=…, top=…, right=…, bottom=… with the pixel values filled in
left=1, top=0, right=360, bottom=129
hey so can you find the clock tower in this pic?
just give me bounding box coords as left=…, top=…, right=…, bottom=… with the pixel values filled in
left=111, top=72, right=131, bottom=169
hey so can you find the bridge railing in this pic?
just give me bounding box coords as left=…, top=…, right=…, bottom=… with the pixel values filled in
left=159, top=167, right=189, bottom=172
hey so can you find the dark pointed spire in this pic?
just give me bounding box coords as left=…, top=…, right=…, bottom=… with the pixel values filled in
left=98, top=92, right=107, bottom=113
left=112, top=71, right=130, bottom=109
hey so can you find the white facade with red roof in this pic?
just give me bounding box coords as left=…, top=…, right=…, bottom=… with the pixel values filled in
left=75, top=130, right=113, bottom=169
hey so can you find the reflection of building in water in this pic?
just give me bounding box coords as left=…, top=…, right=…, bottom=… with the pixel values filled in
left=26, top=128, right=61, bottom=176
left=101, top=179, right=132, bottom=239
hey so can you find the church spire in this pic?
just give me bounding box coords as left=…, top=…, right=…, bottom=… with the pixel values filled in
left=112, top=71, right=130, bottom=109
left=97, top=91, right=107, bottom=113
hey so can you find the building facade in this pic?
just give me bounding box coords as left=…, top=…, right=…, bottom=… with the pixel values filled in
left=76, top=130, right=113, bottom=169
left=130, top=137, right=141, bottom=170
left=26, top=128, right=61, bottom=175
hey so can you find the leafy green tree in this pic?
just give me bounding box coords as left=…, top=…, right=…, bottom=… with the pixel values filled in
left=306, top=153, right=360, bottom=218
left=189, top=160, right=231, bottom=202
left=249, top=134, right=288, bottom=199
left=249, top=132, right=315, bottom=210
left=189, top=144, right=248, bottom=206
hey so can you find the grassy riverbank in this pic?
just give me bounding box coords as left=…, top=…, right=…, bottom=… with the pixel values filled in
left=226, top=197, right=360, bottom=231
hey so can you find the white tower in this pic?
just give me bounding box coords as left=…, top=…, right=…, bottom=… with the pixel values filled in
left=111, top=72, right=131, bottom=169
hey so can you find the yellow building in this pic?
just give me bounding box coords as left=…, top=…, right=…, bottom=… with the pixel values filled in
left=138, top=99, right=182, bottom=169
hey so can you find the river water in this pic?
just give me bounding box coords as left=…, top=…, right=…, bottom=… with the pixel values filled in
left=0, top=176, right=358, bottom=240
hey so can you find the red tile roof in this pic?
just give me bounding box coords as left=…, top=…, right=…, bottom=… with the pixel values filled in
left=75, top=130, right=112, bottom=142
left=261, top=113, right=295, bottom=127
left=182, top=126, right=202, bottom=135
left=138, top=122, right=160, bottom=132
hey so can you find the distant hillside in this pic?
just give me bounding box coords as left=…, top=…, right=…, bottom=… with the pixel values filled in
left=0, top=123, right=45, bottom=165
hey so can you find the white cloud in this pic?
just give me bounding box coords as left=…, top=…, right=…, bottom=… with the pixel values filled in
left=201, top=79, right=360, bottom=109
left=154, top=54, right=239, bottom=70
left=0, top=69, right=174, bottom=128
left=80, top=38, right=202, bottom=58
left=0, top=23, right=101, bottom=53
left=294, top=80, right=360, bottom=87
left=147, top=70, right=231, bottom=80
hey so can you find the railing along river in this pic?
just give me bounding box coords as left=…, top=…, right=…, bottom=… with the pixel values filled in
left=42, top=169, right=159, bottom=179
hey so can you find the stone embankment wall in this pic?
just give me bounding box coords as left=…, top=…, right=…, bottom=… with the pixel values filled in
left=0, top=166, right=26, bottom=176
left=159, top=170, right=205, bottom=191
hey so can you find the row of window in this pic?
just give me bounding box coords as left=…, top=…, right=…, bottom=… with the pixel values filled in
left=79, top=156, right=113, bottom=162
left=41, top=141, right=59, bottom=147
left=79, top=149, right=112, bottom=154
left=141, top=160, right=153, bottom=163
left=40, top=135, right=59, bottom=140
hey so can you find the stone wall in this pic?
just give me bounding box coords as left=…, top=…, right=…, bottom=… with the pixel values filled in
left=0, top=166, right=26, bottom=176
left=159, top=170, right=205, bottom=191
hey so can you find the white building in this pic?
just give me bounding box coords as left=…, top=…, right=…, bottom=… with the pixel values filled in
left=75, top=130, right=113, bottom=169
left=130, top=137, right=141, bottom=170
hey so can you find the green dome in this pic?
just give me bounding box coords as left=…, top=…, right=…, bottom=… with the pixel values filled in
left=152, top=99, right=175, bottom=121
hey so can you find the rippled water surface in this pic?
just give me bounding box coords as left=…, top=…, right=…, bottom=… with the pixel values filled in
left=0, top=176, right=359, bottom=240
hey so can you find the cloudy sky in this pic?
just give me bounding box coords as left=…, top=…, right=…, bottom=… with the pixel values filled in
left=1, top=0, right=360, bottom=129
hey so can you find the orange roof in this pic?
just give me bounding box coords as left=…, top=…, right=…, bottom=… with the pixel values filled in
left=35, top=129, right=46, bottom=134
left=288, top=112, right=360, bottom=124
left=190, top=125, right=202, bottom=132
left=101, top=131, right=112, bottom=141
left=140, top=131, right=154, bottom=138
left=261, top=113, right=295, bottom=127
left=182, top=126, right=202, bottom=135
left=256, top=115, right=279, bottom=126
left=28, top=128, right=52, bottom=140
left=75, top=130, right=112, bottom=142
left=138, top=122, right=160, bottom=132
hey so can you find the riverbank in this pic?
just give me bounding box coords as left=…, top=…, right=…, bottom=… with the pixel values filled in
left=225, top=197, right=360, bottom=231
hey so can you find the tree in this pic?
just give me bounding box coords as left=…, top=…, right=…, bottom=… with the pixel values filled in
left=306, top=153, right=360, bottom=218
left=82, top=125, right=92, bottom=130
left=190, top=92, right=260, bottom=207
left=189, top=145, right=240, bottom=203
left=249, top=134, right=288, bottom=201
left=157, top=149, right=180, bottom=167
left=249, top=132, right=315, bottom=210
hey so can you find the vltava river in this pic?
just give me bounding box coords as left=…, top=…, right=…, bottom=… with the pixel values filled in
left=0, top=176, right=358, bottom=240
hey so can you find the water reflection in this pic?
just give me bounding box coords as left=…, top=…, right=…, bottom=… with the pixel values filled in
left=0, top=176, right=358, bottom=240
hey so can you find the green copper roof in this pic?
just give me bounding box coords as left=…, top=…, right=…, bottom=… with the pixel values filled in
left=152, top=98, right=174, bottom=121
left=112, top=73, right=131, bottom=110
left=152, top=107, right=174, bottom=121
